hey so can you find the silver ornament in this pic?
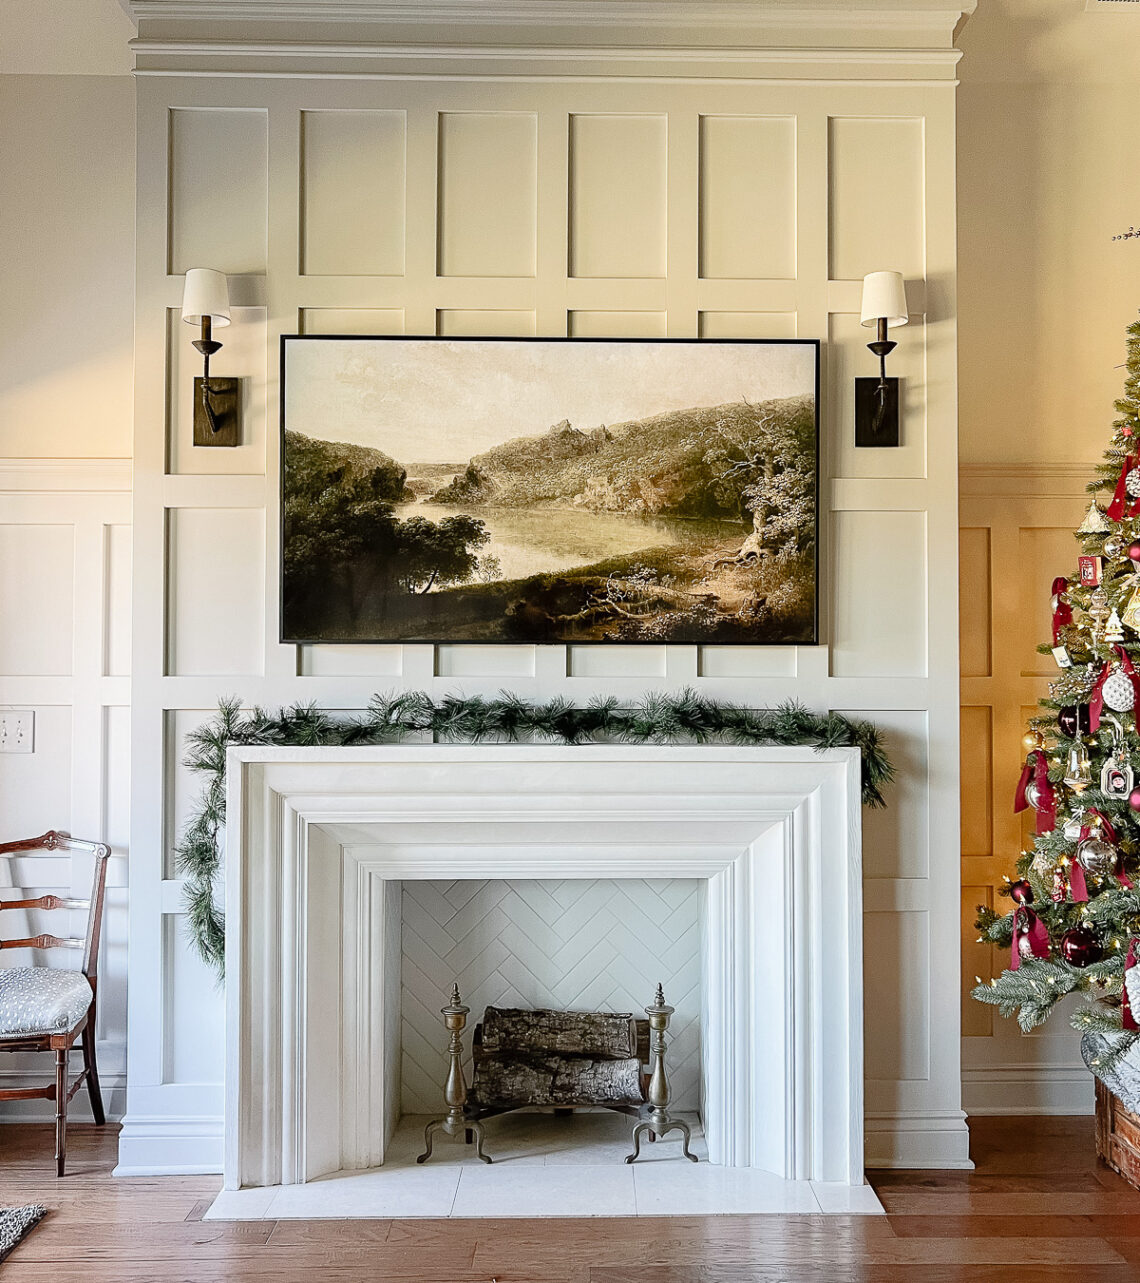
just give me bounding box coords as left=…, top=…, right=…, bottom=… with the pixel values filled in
left=1025, top=780, right=1042, bottom=809
left=1077, top=836, right=1118, bottom=877
left=1127, top=468, right=1140, bottom=498
left=1063, top=814, right=1084, bottom=840
left=1106, top=536, right=1125, bottom=559
left=1103, top=664, right=1137, bottom=712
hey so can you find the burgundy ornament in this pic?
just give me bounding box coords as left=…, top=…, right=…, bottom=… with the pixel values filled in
left=1131, top=788, right=1140, bottom=812
left=1009, top=879, right=1034, bottom=905
left=1129, top=542, right=1140, bottom=563
left=1058, top=704, right=1092, bottom=737
left=1060, top=927, right=1103, bottom=968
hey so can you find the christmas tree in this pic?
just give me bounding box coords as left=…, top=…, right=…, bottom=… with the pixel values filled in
left=974, top=318, right=1140, bottom=1081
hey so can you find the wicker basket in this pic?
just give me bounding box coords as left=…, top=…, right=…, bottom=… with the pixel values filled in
left=1096, top=1077, right=1140, bottom=1190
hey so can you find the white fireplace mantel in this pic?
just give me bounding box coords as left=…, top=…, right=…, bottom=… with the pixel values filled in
left=223, top=744, right=864, bottom=1192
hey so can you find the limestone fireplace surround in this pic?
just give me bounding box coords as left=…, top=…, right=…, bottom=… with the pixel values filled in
left=222, top=744, right=864, bottom=1197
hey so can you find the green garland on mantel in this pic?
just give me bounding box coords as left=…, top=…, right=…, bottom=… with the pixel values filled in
left=176, top=690, right=894, bottom=974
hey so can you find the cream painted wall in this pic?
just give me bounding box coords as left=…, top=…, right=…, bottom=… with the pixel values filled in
left=957, top=0, right=1140, bottom=1113
left=958, top=0, right=1140, bottom=466
left=0, top=75, right=134, bottom=460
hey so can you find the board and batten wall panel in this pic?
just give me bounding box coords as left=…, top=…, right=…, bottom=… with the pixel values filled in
left=0, top=473, right=131, bottom=1120
left=959, top=469, right=1095, bottom=1113
left=124, top=57, right=965, bottom=1173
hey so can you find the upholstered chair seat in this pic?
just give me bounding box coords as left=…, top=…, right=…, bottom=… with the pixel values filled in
left=0, top=968, right=93, bottom=1040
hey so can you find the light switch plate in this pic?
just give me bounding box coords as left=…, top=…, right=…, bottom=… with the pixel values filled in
left=0, top=710, right=34, bottom=753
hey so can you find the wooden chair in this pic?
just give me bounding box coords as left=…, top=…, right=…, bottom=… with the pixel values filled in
left=0, top=831, right=110, bottom=1176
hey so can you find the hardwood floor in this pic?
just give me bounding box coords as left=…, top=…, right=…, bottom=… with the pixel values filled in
left=2, top=1117, right=1139, bottom=1281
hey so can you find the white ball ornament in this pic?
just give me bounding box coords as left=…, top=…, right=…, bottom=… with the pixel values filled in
left=1103, top=664, right=1136, bottom=712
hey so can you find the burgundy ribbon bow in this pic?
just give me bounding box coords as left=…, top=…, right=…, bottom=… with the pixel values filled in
left=1107, top=456, right=1140, bottom=522
left=1051, top=577, right=1073, bottom=646
left=1011, top=906, right=1050, bottom=970
left=1124, top=938, right=1140, bottom=1031
left=1014, top=750, right=1057, bottom=834
left=1089, top=647, right=1140, bottom=731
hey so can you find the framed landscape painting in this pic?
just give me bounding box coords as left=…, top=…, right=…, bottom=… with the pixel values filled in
left=280, top=336, right=819, bottom=645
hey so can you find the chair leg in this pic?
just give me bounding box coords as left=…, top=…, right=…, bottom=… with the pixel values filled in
left=54, top=1048, right=67, bottom=1178
left=82, top=1024, right=105, bottom=1126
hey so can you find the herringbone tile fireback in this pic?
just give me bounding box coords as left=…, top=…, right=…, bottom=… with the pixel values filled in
left=401, top=878, right=701, bottom=1113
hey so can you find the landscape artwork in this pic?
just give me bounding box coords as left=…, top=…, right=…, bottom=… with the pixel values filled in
left=280, top=337, right=819, bottom=645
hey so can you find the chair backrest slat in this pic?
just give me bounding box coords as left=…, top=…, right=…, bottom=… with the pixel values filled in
left=0, top=935, right=84, bottom=951
left=0, top=896, right=89, bottom=913
left=0, top=831, right=111, bottom=981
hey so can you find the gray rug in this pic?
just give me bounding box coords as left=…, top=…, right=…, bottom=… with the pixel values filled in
left=0, top=1205, right=45, bottom=1260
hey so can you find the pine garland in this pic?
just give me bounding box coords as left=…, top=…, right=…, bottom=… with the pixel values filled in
left=175, top=690, right=894, bottom=974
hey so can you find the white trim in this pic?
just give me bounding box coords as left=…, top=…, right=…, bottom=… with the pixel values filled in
left=962, top=1063, right=1096, bottom=1116
left=959, top=462, right=1096, bottom=498
left=0, top=458, right=133, bottom=494
left=115, top=1115, right=225, bottom=1175
left=864, top=1109, right=973, bottom=1169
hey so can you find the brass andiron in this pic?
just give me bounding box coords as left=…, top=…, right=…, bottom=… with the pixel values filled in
left=625, top=983, right=698, bottom=1164
left=417, top=983, right=492, bottom=1164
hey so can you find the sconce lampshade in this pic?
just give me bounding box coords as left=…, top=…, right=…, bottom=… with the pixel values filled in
left=181, top=268, right=231, bottom=328
left=859, top=271, right=908, bottom=329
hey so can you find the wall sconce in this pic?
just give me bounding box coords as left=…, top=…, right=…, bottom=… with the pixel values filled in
left=855, top=270, right=908, bottom=448
left=181, top=268, right=240, bottom=447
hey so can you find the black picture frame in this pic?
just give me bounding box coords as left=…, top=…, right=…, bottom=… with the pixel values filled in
left=280, top=335, right=821, bottom=646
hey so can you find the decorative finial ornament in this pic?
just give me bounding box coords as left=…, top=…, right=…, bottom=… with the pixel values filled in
left=417, top=981, right=491, bottom=1164
left=625, top=984, right=698, bottom=1164
left=1078, top=501, right=1112, bottom=535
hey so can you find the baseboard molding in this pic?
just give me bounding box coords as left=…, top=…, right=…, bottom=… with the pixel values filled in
left=962, top=1064, right=1096, bottom=1116
left=864, top=1110, right=973, bottom=1170
left=114, top=1114, right=224, bottom=1176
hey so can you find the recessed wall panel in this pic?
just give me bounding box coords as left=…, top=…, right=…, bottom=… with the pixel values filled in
left=864, top=910, right=929, bottom=1081
left=436, top=646, right=537, bottom=679
left=300, top=308, right=404, bottom=335
left=569, top=646, right=667, bottom=679
left=1018, top=526, right=1076, bottom=675
left=568, top=311, right=667, bottom=338
left=169, top=108, right=268, bottom=275
left=301, top=110, right=406, bottom=276
left=0, top=524, right=74, bottom=675
left=699, top=116, right=795, bottom=280
left=166, top=509, right=264, bottom=676
left=167, top=306, right=267, bottom=476
left=569, top=115, right=666, bottom=279
left=164, top=708, right=215, bottom=879
left=960, top=706, right=993, bottom=857
left=838, top=709, right=929, bottom=879
left=959, top=527, right=992, bottom=678
left=299, top=646, right=404, bottom=677
left=163, top=916, right=227, bottom=1084
left=436, top=309, right=535, bottom=336
left=831, top=511, right=927, bottom=678
left=962, top=884, right=994, bottom=1038
left=828, top=117, right=924, bottom=281
left=0, top=706, right=70, bottom=834
left=104, top=524, right=132, bottom=677
left=438, top=113, right=537, bottom=278
left=698, top=312, right=796, bottom=339
left=699, top=647, right=796, bottom=678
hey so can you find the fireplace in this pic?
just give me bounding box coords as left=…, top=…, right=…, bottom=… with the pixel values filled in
left=217, top=744, right=866, bottom=1212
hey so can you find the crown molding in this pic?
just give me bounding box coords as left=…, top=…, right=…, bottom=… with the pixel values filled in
left=126, top=0, right=977, bottom=78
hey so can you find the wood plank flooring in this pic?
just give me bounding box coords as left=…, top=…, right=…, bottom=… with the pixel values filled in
left=2, top=1117, right=1139, bottom=1281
